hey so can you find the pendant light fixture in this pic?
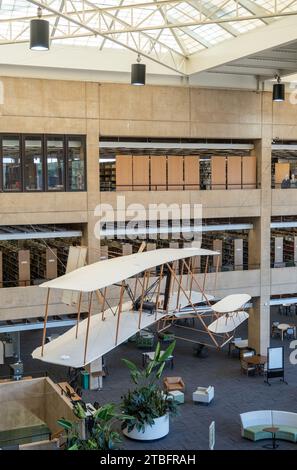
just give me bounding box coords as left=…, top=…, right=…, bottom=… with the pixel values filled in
left=131, top=54, right=146, bottom=86
left=30, top=7, right=50, bottom=51
left=273, top=75, right=285, bottom=102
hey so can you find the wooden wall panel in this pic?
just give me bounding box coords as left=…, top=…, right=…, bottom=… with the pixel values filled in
left=146, top=243, right=157, bottom=251
left=100, top=245, right=108, bottom=260
left=275, top=162, right=290, bottom=188
left=19, top=250, right=30, bottom=287
left=167, top=156, right=184, bottom=190
left=274, top=237, right=284, bottom=267
left=46, top=248, right=57, bottom=280
left=211, top=156, right=226, bottom=190
left=132, top=156, right=150, bottom=190
left=242, top=156, right=257, bottom=189
left=213, top=239, right=222, bottom=269
left=122, top=243, right=133, bottom=256
left=0, top=252, right=2, bottom=288
left=227, top=156, right=241, bottom=189
left=234, top=239, right=243, bottom=270
left=150, top=156, right=167, bottom=191
left=116, top=155, right=132, bottom=191
left=62, top=246, right=88, bottom=305
left=184, top=156, right=199, bottom=190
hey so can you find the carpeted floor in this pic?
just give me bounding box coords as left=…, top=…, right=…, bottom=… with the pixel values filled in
left=1, top=306, right=297, bottom=450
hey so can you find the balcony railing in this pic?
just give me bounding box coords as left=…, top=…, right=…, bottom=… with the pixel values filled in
left=100, top=182, right=259, bottom=192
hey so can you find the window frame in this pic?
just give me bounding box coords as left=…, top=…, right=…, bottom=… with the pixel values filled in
left=45, top=134, right=66, bottom=192
left=22, top=134, right=45, bottom=193
left=0, top=133, right=87, bottom=193
left=66, top=135, right=87, bottom=192
left=1, top=134, right=23, bottom=193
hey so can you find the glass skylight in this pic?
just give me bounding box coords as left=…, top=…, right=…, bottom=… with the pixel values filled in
left=0, top=0, right=296, bottom=68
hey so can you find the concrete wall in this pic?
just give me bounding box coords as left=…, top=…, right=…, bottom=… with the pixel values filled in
left=0, top=76, right=297, bottom=352
left=44, top=377, right=77, bottom=435
left=99, top=84, right=262, bottom=138
left=0, top=378, right=45, bottom=432
left=101, top=189, right=261, bottom=220
left=272, top=189, right=297, bottom=216
left=0, top=377, right=75, bottom=437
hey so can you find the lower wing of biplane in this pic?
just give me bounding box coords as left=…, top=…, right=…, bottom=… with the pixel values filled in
left=32, top=248, right=251, bottom=368
left=159, top=293, right=251, bottom=349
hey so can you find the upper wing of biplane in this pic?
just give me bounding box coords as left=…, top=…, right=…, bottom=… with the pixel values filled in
left=211, top=294, right=251, bottom=313
left=40, top=247, right=218, bottom=292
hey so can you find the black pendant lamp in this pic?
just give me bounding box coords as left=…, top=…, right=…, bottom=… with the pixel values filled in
left=30, top=7, right=50, bottom=51
left=273, top=75, right=285, bottom=102
left=131, top=54, right=146, bottom=85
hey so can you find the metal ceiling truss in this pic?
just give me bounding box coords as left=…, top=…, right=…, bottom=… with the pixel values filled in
left=0, top=1, right=297, bottom=75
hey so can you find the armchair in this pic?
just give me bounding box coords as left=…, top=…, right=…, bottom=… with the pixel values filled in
left=163, top=376, right=185, bottom=392
left=240, top=350, right=256, bottom=376
left=193, top=386, right=214, bottom=405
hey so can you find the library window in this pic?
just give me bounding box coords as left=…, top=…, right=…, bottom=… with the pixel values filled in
left=0, top=134, right=86, bottom=193
left=67, top=137, right=86, bottom=191
left=2, top=137, right=21, bottom=192
left=46, top=137, right=65, bottom=191
left=24, top=136, right=43, bottom=191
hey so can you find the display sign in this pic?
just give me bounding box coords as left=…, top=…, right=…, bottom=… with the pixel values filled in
left=268, top=346, right=283, bottom=370
left=265, top=346, right=287, bottom=385
left=209, top=421, right=215, bottom=450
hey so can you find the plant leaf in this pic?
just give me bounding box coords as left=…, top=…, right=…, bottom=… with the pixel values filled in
left=68, top=443, right=79, bottom=451
left=154, top=342, right=161, bottom=361
left=159, top=340, right=176, bottom=362
left=156, top=361, right=165, bottom=379
left=57, top=418, right=73, bottom=431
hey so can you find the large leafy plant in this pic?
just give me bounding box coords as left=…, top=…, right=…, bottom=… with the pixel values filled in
left=58, top=402, right=129, bottom=450
left=121, top=341, right=178, bottom=433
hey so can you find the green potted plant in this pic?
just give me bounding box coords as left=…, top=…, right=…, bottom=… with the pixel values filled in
left=57, top=401, right=128, bottom=450
left=121, top=341, right=178, bottom=441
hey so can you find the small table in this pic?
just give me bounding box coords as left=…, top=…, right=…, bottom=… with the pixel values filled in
left=277, top=323, right=291, bottom=341
left=243, top=355, right=267, bottom=375
left=142, top=351, right=174, bottom=369
left=262, top=426, right=279, bottom=449
left=243, top=355, right=266, bottom=365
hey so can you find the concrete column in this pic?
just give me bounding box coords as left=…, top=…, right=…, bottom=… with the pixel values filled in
left=85, top=83, right=100, bottom=264
left=248, top=92, right=272, bottom=354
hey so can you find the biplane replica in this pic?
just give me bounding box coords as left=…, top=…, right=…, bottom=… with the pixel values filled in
left=32, top=247, right=251, bottom=368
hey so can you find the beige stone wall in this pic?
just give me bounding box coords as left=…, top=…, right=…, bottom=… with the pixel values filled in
left=0, top=77, right=297, bottom=352
left=101, top=189, right=261, bottom=220
left=98, top=84, right=262, bottom=138
left=44, top=377, right=77, bottom=435
left=0, top=377, right=75, bottom=436
left=0, top=378, right=45, bottom=431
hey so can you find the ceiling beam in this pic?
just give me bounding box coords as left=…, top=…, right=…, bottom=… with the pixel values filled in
left=187, top=0, right=238, bottom=37
left=6, top=1, right=297, bottom=32
left=209, top=64, right=293, bottom=77
left=50, top=0, right=65, bottom=40
left=237, top=0, right=274, bottom=25
left=47, top=10, right=297, bottom=35
left=154, top=0, right=188, bottom=55
left=187, top=15, right=297, bottom=76
left=99, top=0, right=125, bottom=51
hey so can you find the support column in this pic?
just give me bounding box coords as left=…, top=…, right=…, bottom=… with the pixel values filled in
left=85, top=83, right=100, bottom=264
left=248, top=94, right=272, bottom=354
